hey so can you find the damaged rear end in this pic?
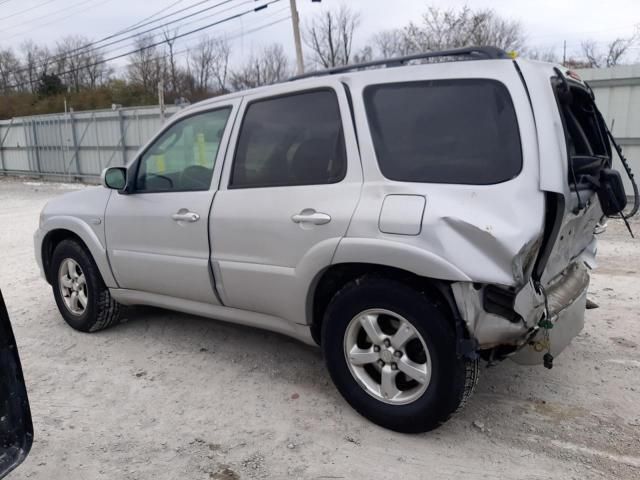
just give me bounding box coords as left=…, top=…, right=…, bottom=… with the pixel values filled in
left=451, top=61, right=636, bottom=367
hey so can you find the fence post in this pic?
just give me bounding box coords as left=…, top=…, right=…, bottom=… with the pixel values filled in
left=118, top=109, right=127, bottom=166
left=94, top=113, right=102, bottom=170
left=0, top=122, right=5, bottom=175
left=31, top=120, right=42, bottom=177
left=69, top=112, right=80, bottom=176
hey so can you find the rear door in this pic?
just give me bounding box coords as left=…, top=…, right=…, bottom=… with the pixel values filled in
left=210, top=82, right=362, bottom=323
left=105, top=103, right=237, bottom=304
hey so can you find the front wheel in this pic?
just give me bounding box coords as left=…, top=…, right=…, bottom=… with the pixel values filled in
left=51, top=239, right=121, bottom=332
left=322, top=276, right=478, bottom=433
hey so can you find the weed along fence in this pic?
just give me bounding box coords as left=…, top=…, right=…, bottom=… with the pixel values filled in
left=0, top=105, right=181, bottom=181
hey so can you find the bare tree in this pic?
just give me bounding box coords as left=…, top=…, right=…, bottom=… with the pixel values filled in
left=527, top=47, right=560, bottom=63
left=127, top=35, right=167, bottom=96
left=82, top=48, right=111, bottom=89
left=373, top=29, right=414, bottom=59
left=229, top=44, right=290, bottom=91
left=189, top=35, right=231, bottom=94
left=399, top=6, right=526, bottom=54
left=352, top=46, right=373, bottom=64
left=54, top=36, right=110, bottom=91
left=0, top=48, right=22, bottom=93
left=163, top=28, right=180, bottom=95
left=581, top=31, right=638, bottom=67
left=20, top=41, right=51, bottom=92
left=303, top=4, right=361, bottom=68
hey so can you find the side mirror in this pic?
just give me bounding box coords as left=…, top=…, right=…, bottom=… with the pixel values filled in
left=101, top=167, right=127, bottom=191
left=0, top=290, right=33, bottom=478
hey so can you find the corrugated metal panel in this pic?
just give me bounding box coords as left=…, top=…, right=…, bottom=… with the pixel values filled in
left=577, top=66, right=640, bottom=193
left=0, top=105, right=181, bottom=178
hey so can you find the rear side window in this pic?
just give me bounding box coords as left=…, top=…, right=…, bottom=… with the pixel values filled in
left=364, top=79, right=522, bottom=184
left=557, top=85, right=610, bottom=159
left=230, top=89, right=346, bottom=188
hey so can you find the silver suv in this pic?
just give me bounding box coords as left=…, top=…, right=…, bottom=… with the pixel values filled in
left=34, top=47, right=636, bottom=432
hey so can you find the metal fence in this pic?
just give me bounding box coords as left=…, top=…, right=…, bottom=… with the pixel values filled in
left=577, top=65, right=640, bottom=194
left=2, top=66, right=640, bottom=186
left=0, top=105, right=181, bottom=180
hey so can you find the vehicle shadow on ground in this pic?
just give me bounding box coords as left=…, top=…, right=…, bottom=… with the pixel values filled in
left=112, top=304, right=526, bottom=422
left=42, top=303, right=640, bottom=478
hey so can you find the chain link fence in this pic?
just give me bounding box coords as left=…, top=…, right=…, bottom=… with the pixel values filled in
left=0, top=105, right=181, bottom=181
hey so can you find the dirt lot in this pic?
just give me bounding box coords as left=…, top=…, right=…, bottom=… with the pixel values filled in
left=1, top=176, right=639, bottom=479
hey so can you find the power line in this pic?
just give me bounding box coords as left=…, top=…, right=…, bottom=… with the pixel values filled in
left=0, top=0, right=57, bottom=22
left=3, top=0, right=113, bottom=39
left=109, top=0, right=219, bottom=37
left=56, top=0, right=259, bottom=71
left=119, top=0, right=186, bottom=33
left=110, top=3, right=289, bottom=69
left=111, top=14, right=290, bottom=74
left=69, top=0, right=243, bottom=58
left=102, top=3, right=289, bottom=71
left=52, top=0, right=223, bottom=57
left=7, top=0, right=282, bottom=89
left=8, top=0, right=247, bottom=77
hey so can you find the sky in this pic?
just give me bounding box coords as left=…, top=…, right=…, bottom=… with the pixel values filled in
left=0, top=0, right=639, bottom=72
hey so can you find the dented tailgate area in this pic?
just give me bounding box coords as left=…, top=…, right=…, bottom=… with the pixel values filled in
left=341, top=58, right=632, bottom=368
left=448, top=62, right=609, bottom=366
left=450, top=194, right=602, bottom=362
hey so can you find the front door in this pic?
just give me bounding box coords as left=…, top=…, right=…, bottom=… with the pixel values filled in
left=210, top=84, right=362, bottom=323
left=105, top=104, right=236, bottom=304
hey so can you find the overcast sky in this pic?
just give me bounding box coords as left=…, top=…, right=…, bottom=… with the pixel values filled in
left=1, top=0, right=639, bottom=72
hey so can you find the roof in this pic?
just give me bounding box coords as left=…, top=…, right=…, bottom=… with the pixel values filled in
left=189, top=46, right=511, bottom=112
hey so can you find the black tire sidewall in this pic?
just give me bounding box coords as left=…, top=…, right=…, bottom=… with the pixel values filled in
left=51, top=240, right=105, bottom=332
left=322, top=277, right=467, bottom=433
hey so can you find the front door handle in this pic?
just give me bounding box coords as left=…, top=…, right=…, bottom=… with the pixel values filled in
left=291, top=209, right=331, bottom=225
left=171, top=210, right=200, bottom=222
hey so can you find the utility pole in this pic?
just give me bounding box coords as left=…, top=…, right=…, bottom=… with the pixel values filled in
left=563, top=40, right=567, bottom=66
left=289, top=0, right=305, bottom=75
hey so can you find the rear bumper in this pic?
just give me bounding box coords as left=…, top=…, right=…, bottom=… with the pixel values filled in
left=511, top=267, right=588, bottom=365
left=452, top=261, right=590, bottom=364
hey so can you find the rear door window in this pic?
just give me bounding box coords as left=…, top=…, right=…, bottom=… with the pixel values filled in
left=230, top=89, right=346, bottom=189
left=364, top=79, right=522, bottom=184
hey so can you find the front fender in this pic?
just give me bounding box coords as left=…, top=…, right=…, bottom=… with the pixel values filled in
left=36, top=216, right=118, bottom=288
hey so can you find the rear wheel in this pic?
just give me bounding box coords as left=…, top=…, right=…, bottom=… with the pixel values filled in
left=322, top=276, right=478, bottom=433
left=51, top=239, right=121, bottom=332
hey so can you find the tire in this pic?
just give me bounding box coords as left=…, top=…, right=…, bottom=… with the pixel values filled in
left=322, top=275, right=478, bottom=433
left=50, top=239, right=121, bottom=332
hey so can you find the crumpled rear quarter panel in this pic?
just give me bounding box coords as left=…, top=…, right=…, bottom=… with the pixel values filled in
left=341, top=60, right=546, bottom=286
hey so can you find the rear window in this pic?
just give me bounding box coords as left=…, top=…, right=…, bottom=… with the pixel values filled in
left=557, top=84, right=610, bottom=159
left=364, top=79, right=522, bottom=184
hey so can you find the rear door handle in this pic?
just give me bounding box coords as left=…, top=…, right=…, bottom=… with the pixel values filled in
left=171, top=210, right=200, bottom=222
left=291, top=209, right=331, bottom=225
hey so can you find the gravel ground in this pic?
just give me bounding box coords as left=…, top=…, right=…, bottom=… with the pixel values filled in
left=1, top=176, right=639, bottom=480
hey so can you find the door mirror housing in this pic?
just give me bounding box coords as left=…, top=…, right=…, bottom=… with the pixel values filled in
left=101, top=167, right=128, bottom=191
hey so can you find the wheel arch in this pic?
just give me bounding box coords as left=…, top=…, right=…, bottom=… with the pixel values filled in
left=40, top=218, right=118, bottom=288
left=308, top=263, right=474, bottom=356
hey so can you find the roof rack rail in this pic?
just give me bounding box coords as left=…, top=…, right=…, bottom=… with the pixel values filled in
left=290, top=46, right=508, bottom=81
